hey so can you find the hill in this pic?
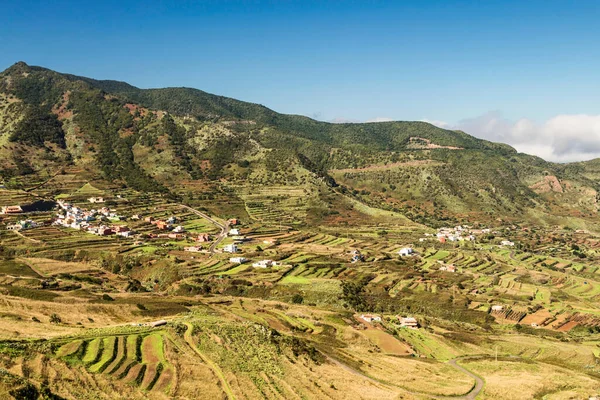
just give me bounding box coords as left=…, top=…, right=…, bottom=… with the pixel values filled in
left=0, top=61, right=599, bottom=229
left=3, top=62, right=600, bottom=399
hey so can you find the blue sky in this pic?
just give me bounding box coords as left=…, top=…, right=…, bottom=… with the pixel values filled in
left=2, top=0, right=600, bottom=161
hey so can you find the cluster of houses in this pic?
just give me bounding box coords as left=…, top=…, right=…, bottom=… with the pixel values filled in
left=144, top=216, right=184, bottom=232
left=7, top=219, right=39, bottom=231
left=359, top=314, right=420, bottom=329
left=419, top=225, right=490, bottom=243
left=53, top=200, right=134, bottom=237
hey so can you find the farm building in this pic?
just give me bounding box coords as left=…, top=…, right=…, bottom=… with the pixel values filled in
left=230, top=257, right=248, bottom=264
left=399, top=247, right=414, bottom=256
left=252, top=260, right=279, bottom=268
left=491, top=305, right=504, bottom=312
left=173, top=225, right=186, bottom=233
left=223, top=244, right=239, bottom=253
left=155, top=221, right=171, bottom=230
left=398, top=317, right=419, bottom=329
left=228, top=218, right=240, bottom=225
left=1, top=205, right=23, bottom=215
left=501, top=240, right=515, bottom=246
left=229, top=228, right=240, bottom=236
left=351, top=250, right=364, bottom=263
left=196, top=234, right=211, bottom=242
left=88, top=197, right=105, bottom=203
left=439, top=264, right=456, bottom=273
left=360, top=314, right=382, bottom=323
left=184, top=246, right=203, bottom=252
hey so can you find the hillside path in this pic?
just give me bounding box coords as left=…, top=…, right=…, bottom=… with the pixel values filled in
left=181, top=205, right=229, bottom=253
left=183, top=322, right=236, bottom=400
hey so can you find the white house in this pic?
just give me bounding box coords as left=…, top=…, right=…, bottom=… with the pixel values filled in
left=399, top=247, right=414, bottom=256
left=360, top=314, right=382, bottom=323
left=491, top=305, right=504, bottom=312
left=173, top=225, right=186, bottom=233
left=229, top=228, right=240, bottom=236
left=88, top=197, right=105, bottom=203
left=223, top=243, right=239, bottom=253
left=439, top=264, right=456, bottom=273
left=184, top=246, right=203, bottom=252
left=252, top=259, right=279, bottom=268
left=230, top=257, right=248, bottom=264
left=501, top=240, right=515, bottom=247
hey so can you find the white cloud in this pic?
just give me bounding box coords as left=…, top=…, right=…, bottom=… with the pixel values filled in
left=430, top=111, right=600, bottom=163
left=366, top=117, right=394, bottom=123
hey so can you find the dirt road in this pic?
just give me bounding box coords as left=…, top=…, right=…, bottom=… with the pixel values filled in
left=181, top=205, right=229, bottom=253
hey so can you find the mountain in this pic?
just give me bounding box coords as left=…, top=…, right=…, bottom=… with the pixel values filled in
left=1, top=61, right=599, bottom=228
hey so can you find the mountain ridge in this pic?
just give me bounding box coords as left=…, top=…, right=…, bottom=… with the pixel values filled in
left=1, top=61, right=599, bottom=229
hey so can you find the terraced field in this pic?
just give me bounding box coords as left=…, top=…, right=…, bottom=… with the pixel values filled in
left=56, top=332, right=173, bottom=393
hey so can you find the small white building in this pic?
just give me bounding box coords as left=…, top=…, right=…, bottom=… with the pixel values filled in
left=184, top=246, right=203, bottom=252
left=399, top=247, right=414, bottom=256
left=491, top=305, right=504, bottom=312
left=88, top=197, right=105, bottom=203
left=173, top=225, right=186, bottom=233
left=223, top=243, right=239, bottom=253
left=230, top=257, right=248, bottom=264
left=252, top=259, right=279, bottom=268
left=501, top=240, right=515, bottom=247
left=360, top=314, right=382, bottom=323
left=439, top=264, right=456, bottom=273
left=229, top=228, right=240, bottom=236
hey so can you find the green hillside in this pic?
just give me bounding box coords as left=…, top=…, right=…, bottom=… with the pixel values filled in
left=1, top=61, right=599, bottom=228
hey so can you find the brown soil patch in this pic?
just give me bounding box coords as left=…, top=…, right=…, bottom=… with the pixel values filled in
left=557, top=320, right=578, bottom=332
left=530, top=175, right=564, bottom=193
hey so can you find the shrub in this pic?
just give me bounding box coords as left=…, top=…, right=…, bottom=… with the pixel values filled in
left=292, top=294, right=304, bottom=304
left=49, top=314, right=62, bottom=324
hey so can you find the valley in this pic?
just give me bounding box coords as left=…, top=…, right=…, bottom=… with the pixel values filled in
left=1, top=63, right=600, bottom=399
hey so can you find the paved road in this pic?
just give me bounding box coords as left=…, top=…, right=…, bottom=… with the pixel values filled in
left=181, top=205, right=229, bottom=253
left=442, top=358, right=485, bottom=400
left=183, top=322, right=236, bottom=400
left=322, top=352, right=484, bottom=400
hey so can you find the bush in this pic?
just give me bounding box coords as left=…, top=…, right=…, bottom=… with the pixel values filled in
left=49, top=314, right=62, bottom=324
left=292, top=294, right=304, bottom=304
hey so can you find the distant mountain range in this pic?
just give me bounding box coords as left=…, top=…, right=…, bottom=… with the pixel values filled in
left=1, top=61, right=599, bottom=228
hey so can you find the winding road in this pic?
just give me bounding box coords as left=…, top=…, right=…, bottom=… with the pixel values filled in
left=442, top=358, right=484, bottom=400
left=181, top=205, right=229, bottom=253
left=322, top=352, right=484, bottom=400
